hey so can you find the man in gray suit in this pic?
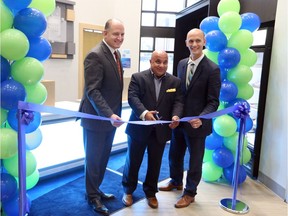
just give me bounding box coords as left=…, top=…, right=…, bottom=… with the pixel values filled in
left=159, top=28, right=221, bottom=208
left=78, top=18, right=124, bottom=215
left=121, top=50, right=183, bottom=209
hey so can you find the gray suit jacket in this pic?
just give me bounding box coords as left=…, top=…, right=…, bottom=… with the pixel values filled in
left=125, top=70, right=183, bottom=143
left=79, top=41, right=123, bottom=131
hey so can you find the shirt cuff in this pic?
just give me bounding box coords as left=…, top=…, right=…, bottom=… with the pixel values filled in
left=140, top=110, right=148, bottom=121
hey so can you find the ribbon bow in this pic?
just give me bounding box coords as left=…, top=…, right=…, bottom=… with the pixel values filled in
left=233, top=102, right=250, bottom=119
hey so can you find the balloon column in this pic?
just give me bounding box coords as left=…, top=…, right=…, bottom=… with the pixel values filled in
left=200, top=0, right=260, bottom=185
left=0, top=0, right=55, bottom=215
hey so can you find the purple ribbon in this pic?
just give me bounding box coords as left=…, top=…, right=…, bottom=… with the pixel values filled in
left=17, top=101, right=244, bottom=215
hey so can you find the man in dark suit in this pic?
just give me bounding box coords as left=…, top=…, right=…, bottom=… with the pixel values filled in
left=158, top=28, right=221, bottom=208
left=78, top=18, right=125, bottom=215
left=121, top=50, right=183, bottom=209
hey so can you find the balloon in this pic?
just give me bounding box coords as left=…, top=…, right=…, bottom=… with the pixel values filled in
left=223, top=132, right=248, bottom=152
left=203, top=49, right=218, bottom=64
left=1, top=172, right=17, bottom=203
left=1, top=108, right=8, bottom=125
left=2, top=192, right=31, bottom=216
left=202, top=161, right=223, bottom=182
left=239, top=49, right=258, bottom=67
left=237, top=116, right=253, bottom=133
left=213, top=115, right=237, bottom=137
left=24, top=82, right=47, bottom=104
left=0, top=2, right=14, bottom=32
left=227, top=30, right=254, bottom=52
left=7, top=109, right=42, bottom=133
left=3, top=151, right=37, bottom=177
left=3, top=0, right=32, bottom=13
left=14, top=8, right=47, bottom=38
left=223, top=164, right=247, bottom=185
left=0, top=79, right=26, bottom=110
left=220, top=67, right=228, bottom=82
left=205, top=132, right=223, bottom=150
left=218, top=47, right=240, bottom=69
left=205, top=30, right=227, bottom=52
left=11, top=57, right=44, bottom=86
left=26, top=36, right=52, bottom=61
left=236, top=83, right=254, bottom=100
left=218, top=11, right=242, bottom=35
left=0, top=29, right=30, bottom=61
left=16, top=169, right=39, bottom=190
left=227, top=65, right=253, bottom=86
left=25, top=128, right=43, bottom=150
left=217, top=0, right=240, bottom=17
left=0, top=128, right=18, bottom=159
left=200, top=16, right=220, bottom=34
left=219, top=80, right=238, bottom=102
left=212, top=147, right=234, bottom=168
left=1, top=56, right=11, bottom=82
left=203, top=149, right=214, bottom=162
left=240, top=13, right=261, bottom=32
left=29, top=0, right=56, bottom=17
left=240, top=147, right=252, bottom=165
left=226, top=98, right=251, bottom=111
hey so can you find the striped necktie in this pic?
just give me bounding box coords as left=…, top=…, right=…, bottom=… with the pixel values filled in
left=114, top=51, right=122, bottom=80
left=187, top=63, right=195, bottom=88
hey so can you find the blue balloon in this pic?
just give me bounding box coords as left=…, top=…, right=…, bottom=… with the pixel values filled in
left=212, top=147, right=234, bottom=168
left=14, top=8, right=47, bottom=38
left=205, top=30, right=227, bottom=52
left=237, top=115, right=253, bottom=132
left=7, top=109, right=42, bottom=133
left=240, top=13, right=261, bottom=32
left=205, top=132, right=223, bottom=150
left=223, top=164, right=247, bottom=185
left=1, top=56, right=11, bottom=82
left=227, top=98, right=251, bottom=110
left=3, top=0, right=32, bottom=14
left=1, top=79, right=26, bottom=110
left=1, top=172, right=18, bottom=203
left=220, top=67, right=228, bottom=82
left=26, top=37, right=52, bottom=61
left=218, top=48, right=240, bottom=69
left=200, top=16, right=220, bottom=34
left=219, top=80, right=238, bottom=102
left=2, top=192, right=31, bottom=216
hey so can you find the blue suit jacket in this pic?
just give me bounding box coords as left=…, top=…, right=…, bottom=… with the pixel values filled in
left=125, top=70, right=183, bottom=143
left=79, top=41, right=123, bottom=131
left=177, top=55, right=221, bottom=137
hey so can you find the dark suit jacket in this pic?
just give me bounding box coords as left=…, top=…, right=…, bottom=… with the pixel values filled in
left=78, top=41, right=123, bottom=131
left=125, top=70, right=183, bottom=143
left=178, top=55, right=221, bottom=137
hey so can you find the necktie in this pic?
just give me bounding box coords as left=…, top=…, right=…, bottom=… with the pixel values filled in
left=187, top=63, right=195, bottom=88
left=114, top=51, right=122, bottom=80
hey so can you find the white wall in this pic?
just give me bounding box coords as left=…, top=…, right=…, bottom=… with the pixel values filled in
left=42, top=0, right=141, bottom=101
left=259, top=0, right=287, bottom=200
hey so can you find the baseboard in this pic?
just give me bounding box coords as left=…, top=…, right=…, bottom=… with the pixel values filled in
left=258, top=171, right=286, bottom=201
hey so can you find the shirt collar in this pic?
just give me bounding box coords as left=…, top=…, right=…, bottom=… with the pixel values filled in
left=103, top=39, right=117, bottom=54
left=150, top=69, right=166, bottom=80
left=187, top=53, right=204, bottom=67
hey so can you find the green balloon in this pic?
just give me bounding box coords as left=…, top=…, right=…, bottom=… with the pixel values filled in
left=219, top=11, right=242, bottom=35
left=11, top=57, right=44, bottom=86
left=217, top=0, right=240, bottom=16
left=0, top=128, right=18, bottom=159
left=224, top=132, right=248, bottom=152
left=203, top=149, right=214, bottom=162
left=1, top=108, right=8, bottom=125
left=203, top=49, right=219, bottom=64
left=227, top=64, right=253, bottom=85
left=228, top=30, right=254, bottom=52
left=0, top=2, right=14, bottom=32
left=202, top=161, right=223, bottom=182
left=0, top=29, right=29, bottom=61
left=25, top=82, right=48, bottom=104
left=240, top=147, right=252, bottom=165
left=29, top=0, right=56, bottom=17
left=213, top=115, right=237, bottom=137
left=240, top=49, right=258, bottom=67
left=3, top=151, right=37, bottom=177
left=236, top=83, right=254, bottom=100
left=16, top=169, right=40, bottom=190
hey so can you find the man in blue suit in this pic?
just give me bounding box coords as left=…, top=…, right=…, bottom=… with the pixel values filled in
left=78, top=18, right=124, bottom=215
left=159, top=28, right=221, bottom=208
left=122, top=50, right=183, bottom=209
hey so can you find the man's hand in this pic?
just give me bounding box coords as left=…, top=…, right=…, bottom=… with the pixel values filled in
left=169, top=116, right=180, bottom=129
left=144, top=110, right=158, bottom=121
left=188, top=118, right=202, bottom=129
left=110, top=114, right=124, bottom=127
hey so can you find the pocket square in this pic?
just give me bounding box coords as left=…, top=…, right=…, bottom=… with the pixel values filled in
left=166, top=88, right=176, bottom=92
